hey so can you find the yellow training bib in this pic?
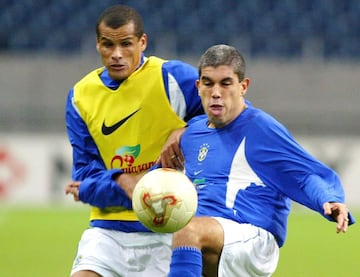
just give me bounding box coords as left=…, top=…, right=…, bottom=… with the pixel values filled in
left=73, top=57, right=186, bottom=221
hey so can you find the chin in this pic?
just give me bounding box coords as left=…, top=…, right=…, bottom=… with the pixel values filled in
left=110, top=72, right=128, bottom=81
left=208, top=119, right=224, bottom=128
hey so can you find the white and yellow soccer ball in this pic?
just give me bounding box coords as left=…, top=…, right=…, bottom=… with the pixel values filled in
left=132, top=168, right=198, bottom=233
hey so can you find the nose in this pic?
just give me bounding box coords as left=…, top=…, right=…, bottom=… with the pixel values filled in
left=211, top=85, right=221, bottom=98
left=112, top=46, right=123, bottom=59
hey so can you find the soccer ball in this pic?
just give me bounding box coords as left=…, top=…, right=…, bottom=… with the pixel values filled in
left=132, top=168, right=198, bottom=233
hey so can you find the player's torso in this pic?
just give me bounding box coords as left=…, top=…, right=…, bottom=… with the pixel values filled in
left=183, top=113, right=261, bottom=187
left=73, top=57, right=186, bottom=223
left=182, top=112, right=280, bottom=221
left=74, top=57, right=186, bottom=174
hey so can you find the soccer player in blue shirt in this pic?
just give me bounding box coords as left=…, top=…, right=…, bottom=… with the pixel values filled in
left=64, top=5, right=203, bottom=277
left=168, top=44, right=355, bottom=277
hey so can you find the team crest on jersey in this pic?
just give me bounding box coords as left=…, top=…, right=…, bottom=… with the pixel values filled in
left=198, top=143, right=209, bottom=161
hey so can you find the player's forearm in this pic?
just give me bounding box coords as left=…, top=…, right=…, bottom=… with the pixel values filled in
left=115, top=172, right=145, bottom=200
left=302, top=173, right=345, bottom=214
left=78, top=169, right=132, bottom=209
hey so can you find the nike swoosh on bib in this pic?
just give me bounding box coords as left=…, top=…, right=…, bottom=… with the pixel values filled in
left=102, top=109, right=141, bottom=135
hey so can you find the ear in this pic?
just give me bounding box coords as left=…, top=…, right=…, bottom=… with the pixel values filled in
left=140, top=33, right=148, bottom=52
left=96, top=40, right=100, bottom=53
left=241, top=78, right=250, bottom=96
left=195, top=80, right=200, bottom=95
left=195, top=79, right=200, bottom=89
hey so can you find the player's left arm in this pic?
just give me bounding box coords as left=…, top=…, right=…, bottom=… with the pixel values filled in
left=158, top=61, right=204, bottom=169
left=323, top=202, right=350, bottom=233
left=157, top=127, right=186, bottom=169
left=246, top=116, right=355, bottom=229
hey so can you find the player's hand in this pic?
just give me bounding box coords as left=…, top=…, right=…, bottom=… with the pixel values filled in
left=116, top=173, right=144, bottom=199
left=157, top=127, right=186, bottom=170
left=65, top=181, right=81, bottom=201
left=323, top=202, right=349, bottom=233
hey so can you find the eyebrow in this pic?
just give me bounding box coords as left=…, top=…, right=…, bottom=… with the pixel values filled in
left=99, top=35, right=135, bottom=42
left=200, top=76, right=211, bottom=81
left=201, top=76, right=233, bottom=82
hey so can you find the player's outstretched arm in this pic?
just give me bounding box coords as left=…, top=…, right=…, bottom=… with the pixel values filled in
left=323, top=202, right=349, bottom=233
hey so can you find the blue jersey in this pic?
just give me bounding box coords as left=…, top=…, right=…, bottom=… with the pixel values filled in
left=66, top=55, right=204, bottom=232
left=181, top=103, right=355, bottom=246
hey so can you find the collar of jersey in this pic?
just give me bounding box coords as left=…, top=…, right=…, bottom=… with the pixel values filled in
left=100, top=54, right=146, bottom=90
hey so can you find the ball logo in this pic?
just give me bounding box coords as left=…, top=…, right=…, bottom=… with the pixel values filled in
left=142, top=192, right=178, bottom=225
left=132, top=168, right=197, bottom=233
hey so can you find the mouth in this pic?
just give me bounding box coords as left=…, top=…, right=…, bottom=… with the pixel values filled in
left=110, top=64, right=126, bottom=71
left=208, top=104, right=224, bottom=116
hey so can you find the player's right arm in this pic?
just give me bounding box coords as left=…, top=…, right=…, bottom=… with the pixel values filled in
left=65, top=89, right=132, bottom=209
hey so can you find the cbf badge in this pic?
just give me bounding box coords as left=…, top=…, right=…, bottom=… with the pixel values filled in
left=198, top=143, right=209, bottom=161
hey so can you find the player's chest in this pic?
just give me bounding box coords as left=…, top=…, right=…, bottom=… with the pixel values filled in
left=184, top=133, right=245, bottom=179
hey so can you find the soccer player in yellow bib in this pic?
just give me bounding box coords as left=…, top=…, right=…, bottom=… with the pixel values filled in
left=64, top=5, right=203, bottom=277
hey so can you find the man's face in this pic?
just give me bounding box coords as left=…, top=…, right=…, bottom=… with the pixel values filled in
left=196, top=65, right=249, bottom=128
left=96, top=21, right=147, bottom=81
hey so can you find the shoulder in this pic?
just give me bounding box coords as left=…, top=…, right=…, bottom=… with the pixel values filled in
left=74, top=67, right=104, bottom=89
left=238, top=105, right=288, bottom=136
left=143, top=57, right=197, bottom=81
left=242, top=105, right=295, bottom=149
left=185, top=115, right=208, bottom=132
left=245, top=104, right=280, bottom=126
left=187, top=114, right=207, bottom=126
left=162, top=59, right=197, bottom=77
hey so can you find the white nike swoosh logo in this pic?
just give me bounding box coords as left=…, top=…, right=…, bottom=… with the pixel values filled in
left=194, top=170, right=203, bottom=176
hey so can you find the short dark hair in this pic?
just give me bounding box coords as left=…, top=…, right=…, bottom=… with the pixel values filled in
left=96, top=5, right=144, bottom=38
left=198, top=44, right=246, bottom=82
